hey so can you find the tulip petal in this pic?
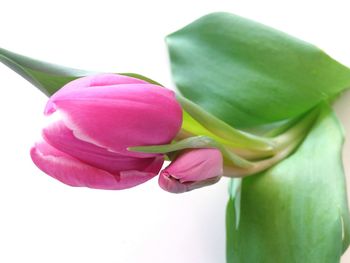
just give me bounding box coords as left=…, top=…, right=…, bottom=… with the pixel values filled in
left=159, top=149, right=223, bottom=193
left=46, top=84, right=182, bottom=157
left=30, top=141, right=163, bottom=190
left=159, top=172, right=221, bottom=193
left=45, top=74, right=148, bottom=114
left=165, top=149, right=223, bottom=182
left=42, top=119, right=162, bottom=173
left=62, top=73, right=148, bottom=90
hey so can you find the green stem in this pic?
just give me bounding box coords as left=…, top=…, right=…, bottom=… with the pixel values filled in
left=176, top=94, right=274, bottom=151
left=130, top=135, right=253, bottom=169
left=223, top=135, right=302, bottom=177
left=223, top=107, right=319, bottom=177
left=272, top=107, right=320, bottom=150
left=224, top=107, right=320, bottom=160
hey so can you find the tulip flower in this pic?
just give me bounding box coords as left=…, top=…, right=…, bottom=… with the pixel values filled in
left=30, top=74, right=182, bottom=190
left=159, top=148, right=223, bottom=193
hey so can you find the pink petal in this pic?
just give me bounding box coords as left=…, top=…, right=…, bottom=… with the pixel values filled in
left=45, top=74, right=148, bottom=115
left=62, top=74, right=148, bottom=91
left=165, top=149, right=223, bottom=182
left=46, top=84, right=182, bottom=157
left=30, top=141, right=163, bottom=190
left=159, top=172, right=221, bottom=194
left=42, top=120, right=162, bottom=173
left=158, top=149, right=223, bottom=193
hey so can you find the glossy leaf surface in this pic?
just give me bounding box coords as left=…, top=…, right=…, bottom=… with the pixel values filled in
left=227, top=107, right=350, bottom=263
left=167, top=12, right=350, bottom=128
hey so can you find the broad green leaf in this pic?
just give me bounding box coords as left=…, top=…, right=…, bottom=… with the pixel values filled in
left=167, top=12, right=350, bottom=128
left=227, top=106, right=350, bottom=263
left=0, top=47, right=161, bottom=96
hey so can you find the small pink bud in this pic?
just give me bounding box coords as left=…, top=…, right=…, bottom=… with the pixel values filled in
left=159, top=148, right=223, bottom=193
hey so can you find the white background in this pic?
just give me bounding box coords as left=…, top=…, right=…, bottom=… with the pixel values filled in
left=1, top=0, right=350, bottom=262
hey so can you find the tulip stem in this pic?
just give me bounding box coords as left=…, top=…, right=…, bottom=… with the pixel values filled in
left=131, top=104, right=319, bottom=177
left=223, top=107, right=320, bottom=161
left=223, top=134, right=302, bottom=177
left=176, top=94, right=275, bottom=151
left=272, top=107, right=320, bottom=151
left=129, top=135, right=254, bottom=169
left=223, top=106, right=320, bottom=177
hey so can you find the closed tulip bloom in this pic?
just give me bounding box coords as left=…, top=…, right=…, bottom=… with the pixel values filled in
left=30, top=74, right=182, bottom=190
left=159, top=148, right=223, bottom=193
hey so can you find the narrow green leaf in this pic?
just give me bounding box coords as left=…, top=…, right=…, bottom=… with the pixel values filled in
left=167, top=12, right=350, bottom=128
left=227, top=106, right=350, bottom=262
left=0, top=47, right=94, bottom=96
left=0, top=48, right=162, bottom=96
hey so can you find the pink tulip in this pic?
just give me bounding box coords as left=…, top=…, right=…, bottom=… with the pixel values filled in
left=159, top=148, right=223, bottom=193
left=30, top=74, right=182, bottom=190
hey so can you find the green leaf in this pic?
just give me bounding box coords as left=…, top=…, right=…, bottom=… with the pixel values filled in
left=227, top=106, right=350, bottom=263
left=228, top=178, right=242, bottom=230
left=226, top=196, right=236, bottom=263
left=167, top=12, right=350, bottom=128
left=0, top=47, right=94, bottom=96
left=0, top=47, right=161, bottom=96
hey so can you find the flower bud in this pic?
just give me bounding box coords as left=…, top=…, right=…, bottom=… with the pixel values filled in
left=159, top=148, right=223, bottom=193
left=30, top=74, right=182, bottom=190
